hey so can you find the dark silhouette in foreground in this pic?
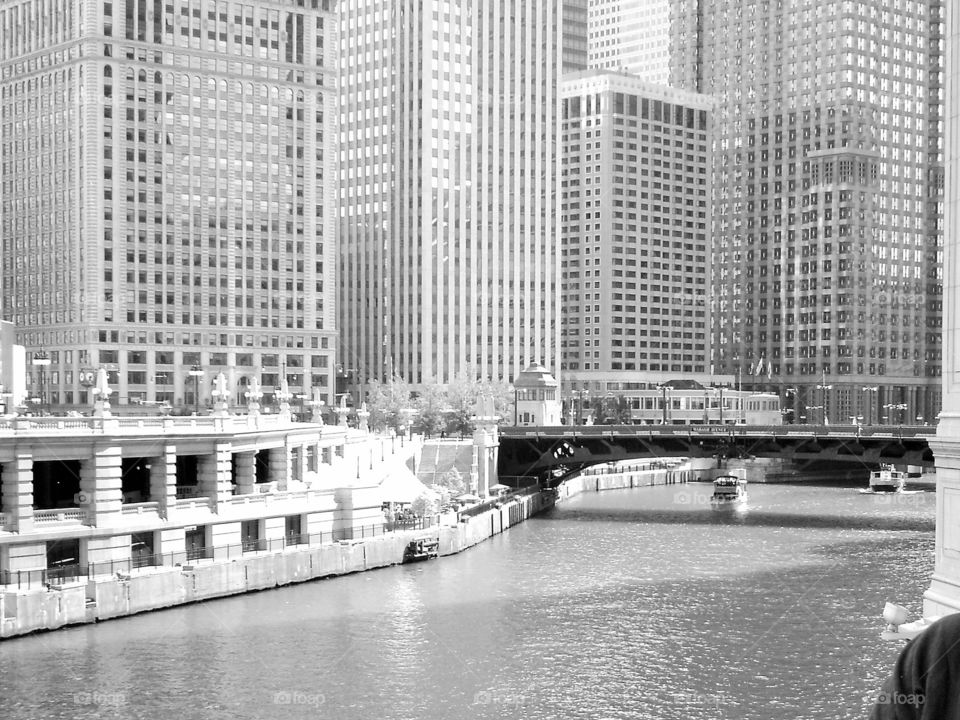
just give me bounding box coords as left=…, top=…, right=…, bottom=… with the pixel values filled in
left=870, top=612, right=960, bottom=719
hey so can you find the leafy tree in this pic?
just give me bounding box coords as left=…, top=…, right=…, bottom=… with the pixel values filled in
left=600, top=395, right=633, bottom=424
left=437, top=468, right=465, bottom=496
left=414, top=383, right=447, bottom=437
left=363, top=374, right=413, bottom=432
left=445, top=370, right=517, bottom=433
left=410, top=492, right=438, bottom=518
left=443, top=370, right=479, bottom=434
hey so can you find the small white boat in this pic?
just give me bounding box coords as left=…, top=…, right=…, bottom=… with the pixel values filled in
left=869, top=465, right=906, bottom=493
left=710, top=473, right=748, bottom=506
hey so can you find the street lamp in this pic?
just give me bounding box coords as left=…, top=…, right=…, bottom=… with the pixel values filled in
left=295, top=393, right=310, bottom=421
left=862, top=386, right=879, bottom=426
left=656, top=385, right=671, bottom=424
left=32, top=350, right=51, bottom=415
left=571, top=389, right=589, bottom=425
left=816, top=378, right=833, bottom=425
left=784, top=387, right=799, bottom=425
left=188, top=365, right=203, bottom=415
left=884, top=402, right=907, bottom=425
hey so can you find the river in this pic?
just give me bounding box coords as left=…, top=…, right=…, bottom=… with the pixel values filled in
left=0, top=482, right=935, bottom=720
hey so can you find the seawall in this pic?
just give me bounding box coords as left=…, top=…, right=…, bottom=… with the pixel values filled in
left=0, top=490, right=554, bottom=640
left=556, top=462, right=692, bottom=503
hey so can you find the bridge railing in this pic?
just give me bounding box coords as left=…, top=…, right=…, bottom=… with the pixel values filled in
left=501, top=424, right=937, bottom=439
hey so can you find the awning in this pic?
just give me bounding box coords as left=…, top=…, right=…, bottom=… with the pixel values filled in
left=378, top=462, right=439, bottom=504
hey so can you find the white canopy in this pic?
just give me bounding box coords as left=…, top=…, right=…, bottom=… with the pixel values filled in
left=378, top=462, right=438, bottom=504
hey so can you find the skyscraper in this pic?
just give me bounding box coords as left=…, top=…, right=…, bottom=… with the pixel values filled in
left=0, top=0, right=339, bottom=410
left=587, top=0, right=672, bottom=84
left=339, top=1, right=561, bottom=391
left=563, top=0, right=589, bottom=73
left=669, top=0, right=945, bottom=424
left=559, top=71, right=714, bottom=395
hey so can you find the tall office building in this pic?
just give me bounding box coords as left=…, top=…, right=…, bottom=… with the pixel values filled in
left=339, top=1, right=561, bottom=391
left=0, top=0, right=339, bottom=410
left=587, top=0, right=672, bottom=84
left=560, top=71, right=714, bottom=399
left=669, top=0, right=945, bottom=424
left=563, top=0, right=589, bottom=73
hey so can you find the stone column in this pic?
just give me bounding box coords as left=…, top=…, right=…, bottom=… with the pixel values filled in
left=926, top=3, right=960, bottom=617
left=270, top=446, right=290, bottom=491
left=79, top=444, right=123, bottom=527
left=234, top=451, right=256, bottom=495
left=472, top=416, right=500, bottom=498
left=197, top=442, right=233, bottom=509
left=1, top=452, right=35, bottom=533
left=150, top=445, right=177, bottom=518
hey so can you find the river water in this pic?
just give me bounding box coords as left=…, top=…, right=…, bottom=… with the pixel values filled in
left=1, top=482, right=935, bottom=720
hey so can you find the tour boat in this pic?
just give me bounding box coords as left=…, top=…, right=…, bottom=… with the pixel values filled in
left=869, top=465, right=906, bottom=493
left=710, top=474, right=748, bottom=506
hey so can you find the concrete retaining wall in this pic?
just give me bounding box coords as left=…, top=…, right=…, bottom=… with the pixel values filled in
left=0, top=493, right=555, bottom=640
left=439, top=491, right=552, bottom=556
left=557, top=466, right=691, bottom=503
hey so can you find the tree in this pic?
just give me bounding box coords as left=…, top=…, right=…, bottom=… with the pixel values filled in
left=410, top=492, right=438, bottom=518
left=414, top=383, right=447, bottom=437
left=437, top=468, right=465, bottom=496
left=600, top=394, right=633, bottom=424
left=444, top=370, right=516, bottom=434
left=363, top=374, right=413, bottom=433
left=445, top=370, right=481, bottom=435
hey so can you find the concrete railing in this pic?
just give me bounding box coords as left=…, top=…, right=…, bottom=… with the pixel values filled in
left=121, top=502, right=161, bottom=516
left=0, top=413, right=338, bottom=436
left=34, top=508, right=88, bottom=524
left=172, top=497, right=212, bottom=511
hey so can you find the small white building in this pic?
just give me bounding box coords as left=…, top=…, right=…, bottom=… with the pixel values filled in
left=514, top=364, right=562, bottom=427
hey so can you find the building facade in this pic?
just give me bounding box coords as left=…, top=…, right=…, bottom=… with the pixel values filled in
left=669, top=0, right=945, bottom=425
left=560, top=71, right=723, bottom=408
left=0, top=0, right=339, bottom=412
left=562, top=0, right=588, bottom=73
left=587, top=0, right=672, bottom=85
left=339, top=0, right=561, bottom=394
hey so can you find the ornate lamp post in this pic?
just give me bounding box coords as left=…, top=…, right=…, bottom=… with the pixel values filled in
left=816, top=375, right=833, bottom=425
left=32, top=350, right=51, bottom=415
left=188, top=365, right=203, bottom=415
left=884, top=402, right=907, bottom=426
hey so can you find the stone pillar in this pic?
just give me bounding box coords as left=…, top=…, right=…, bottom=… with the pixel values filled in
left=472, top=417, right=500, bottom=498
left=926, top=438, right=960, bottom=616
left=270, top=447, right=290, bottom=491
left=79, top=444, right=123, bottom=527
left=150, top=445, right=177, bottom=518
left=927, top=4, right=960, bottom=617
left=234, top=451, right=256, bottom=495
left=2, top=453, right=35, bottom=533
left=197, top=442, right=233, bottom=509
left=291, top=442, right=306, bottom=484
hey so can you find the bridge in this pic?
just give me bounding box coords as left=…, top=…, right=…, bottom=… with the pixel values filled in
left=497, top=424, right=937, bottom=486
